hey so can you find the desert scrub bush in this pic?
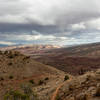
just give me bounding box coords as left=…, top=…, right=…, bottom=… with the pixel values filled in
left=96, top=70, right=100, bottom=74
left=23, top=85, right=38, bottom=100
left=0, top=77, right=4, bottom=81
left=21, top=84, right=37, bottom=98
left=9, top=75, right=14, bottom=79
left=44, top=77, right=49, bottom=81
left=8, top=55, right=14, bottom=59
left=4, top=89, right=38, bottom=100
left=56, top=95, right=61, bottom=100
left=74, top=93, right=88, bottom=100
left=4, top=93, right=11, bottom=100
left=29, top=80, right=35, bottom=84
left=0, top=50, right=2, bottom=55
left=13, top=51, right=20, bottom=56
left=38, top=80, right=44, bottom=85
left=95, top=87, right=100, bottom=97
left=23, top=56, right=30, bottom=60
left=79, top=68, right=86, bottom=75
left=4, top=90, right=30, bottom=100
left=7, top=51, right=18, bottom=58
left=22, top=85, right=33, bottom=95
left=8, top=62, right=13, bottom=66
left=64, top=75, right=69, bottom=81
left=4, top=51, right=9, bottom=55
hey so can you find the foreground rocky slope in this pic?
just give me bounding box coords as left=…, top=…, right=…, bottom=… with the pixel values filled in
left=57, top=69, right=100, bottom=100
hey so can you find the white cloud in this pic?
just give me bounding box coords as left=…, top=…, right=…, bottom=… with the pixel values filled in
left=85, top=18, right=100, bottom=30
left=71, top=23, right=86, bottom=30
left=1, top=34, right=68, bottom=41
left=0, top=41, right=16, bottom=45
left=1, top=31, right=100, bottom=46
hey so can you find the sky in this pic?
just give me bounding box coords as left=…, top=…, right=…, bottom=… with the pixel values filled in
left=0, top=0, right=100, bottom=46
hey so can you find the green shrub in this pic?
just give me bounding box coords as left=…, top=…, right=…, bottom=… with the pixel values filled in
left=0, top=77, right=4, bottom=81
left=23, top=56, right=30, bottom=60
left=4, top=51, right=8, bottom=55
left=9, top=75, right=13, bottom=79
left=8, top=55, right=14, bottom=59
left=4, top=90, right=30, bottom=100
left=74, top=93, right=88, bottom=100
left=21, top=85, right=38, bottom=99
left=0, top=51, right=2, bottom=55
left=29, top=80, right=34, bottom=84
left=56, top=95, right=61, bottom=100
left=22, top=85, right=33, bottom=95
left=4, top=93, right=11, bottom=100
left=64, top=75, right=69, bottom=81
left=44, top=77, right=49, bottom=80
left=21, top=94, right=29, bottom=100
left=4, top=89, right=39, bottom=100
left=8, top=62, right=13, bottom=66
left=95, top=87, right=100, bottom=97
left=38, top=80, right=44, bottom=85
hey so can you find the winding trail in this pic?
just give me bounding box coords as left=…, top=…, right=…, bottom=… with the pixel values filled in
left=51, top=79, right=72, bottom=100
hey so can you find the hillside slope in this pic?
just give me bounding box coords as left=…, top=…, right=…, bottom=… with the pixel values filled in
left=0, top=50, right=64, bottom=77
left=57, top=69, right=100, bottom=100
left=0, top=50, right=66, bottom=100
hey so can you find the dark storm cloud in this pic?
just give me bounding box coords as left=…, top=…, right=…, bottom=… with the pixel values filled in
left=0, top=23, right=60, bottom=34
left=0, top=0, right=100, bottom=45
left=0, top=0, right=99, bottom=33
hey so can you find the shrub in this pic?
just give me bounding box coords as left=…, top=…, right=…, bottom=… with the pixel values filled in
left=21, top=94, right=29, bottom=100
left=44, top=77, right=49, bottom=80
left=64, top=75, right=69, bottom=81
left=4, top=51, right=8, bottom=55
left=0, top=77, right=4, bottom=81
left=8, top=55, right=14, bottom=59
left=21, top=85, right=33, bottom=95
left=79, top=68, right=85, bottom=75
left=74, top=93, right=88, bottom=100
left=9, top=75, right=13, bottom=79
left=8, top=62, right=13, bottom=66
left=95, top=87, right=100, bottom=97
left=1, top=83, right=4, bottom=86
left=4, top=90, right=29, bottom=100
left=29, top=80, right=35, bottom=84
left=0, top=51, right=2, bottom=55
left=4, top=93, right=11, bottom=100
left=56, top=95, right=61, bottom=100
left=38, top=80, right=44, bottom=85
left=23, top=56, right=30, bottom=60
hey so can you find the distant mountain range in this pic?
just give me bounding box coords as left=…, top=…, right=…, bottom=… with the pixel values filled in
left=1, top=42, right=100, bottom=75
left=32, top=42, right=100, bottom=75
left=0, top=44, right=61, bottom=56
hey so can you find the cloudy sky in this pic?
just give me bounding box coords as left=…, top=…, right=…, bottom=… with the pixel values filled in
left=0, top=0, right=100, bottom=46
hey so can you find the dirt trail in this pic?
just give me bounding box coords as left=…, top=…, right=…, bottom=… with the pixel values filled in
left=51, top=79, right=72, bottom=100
